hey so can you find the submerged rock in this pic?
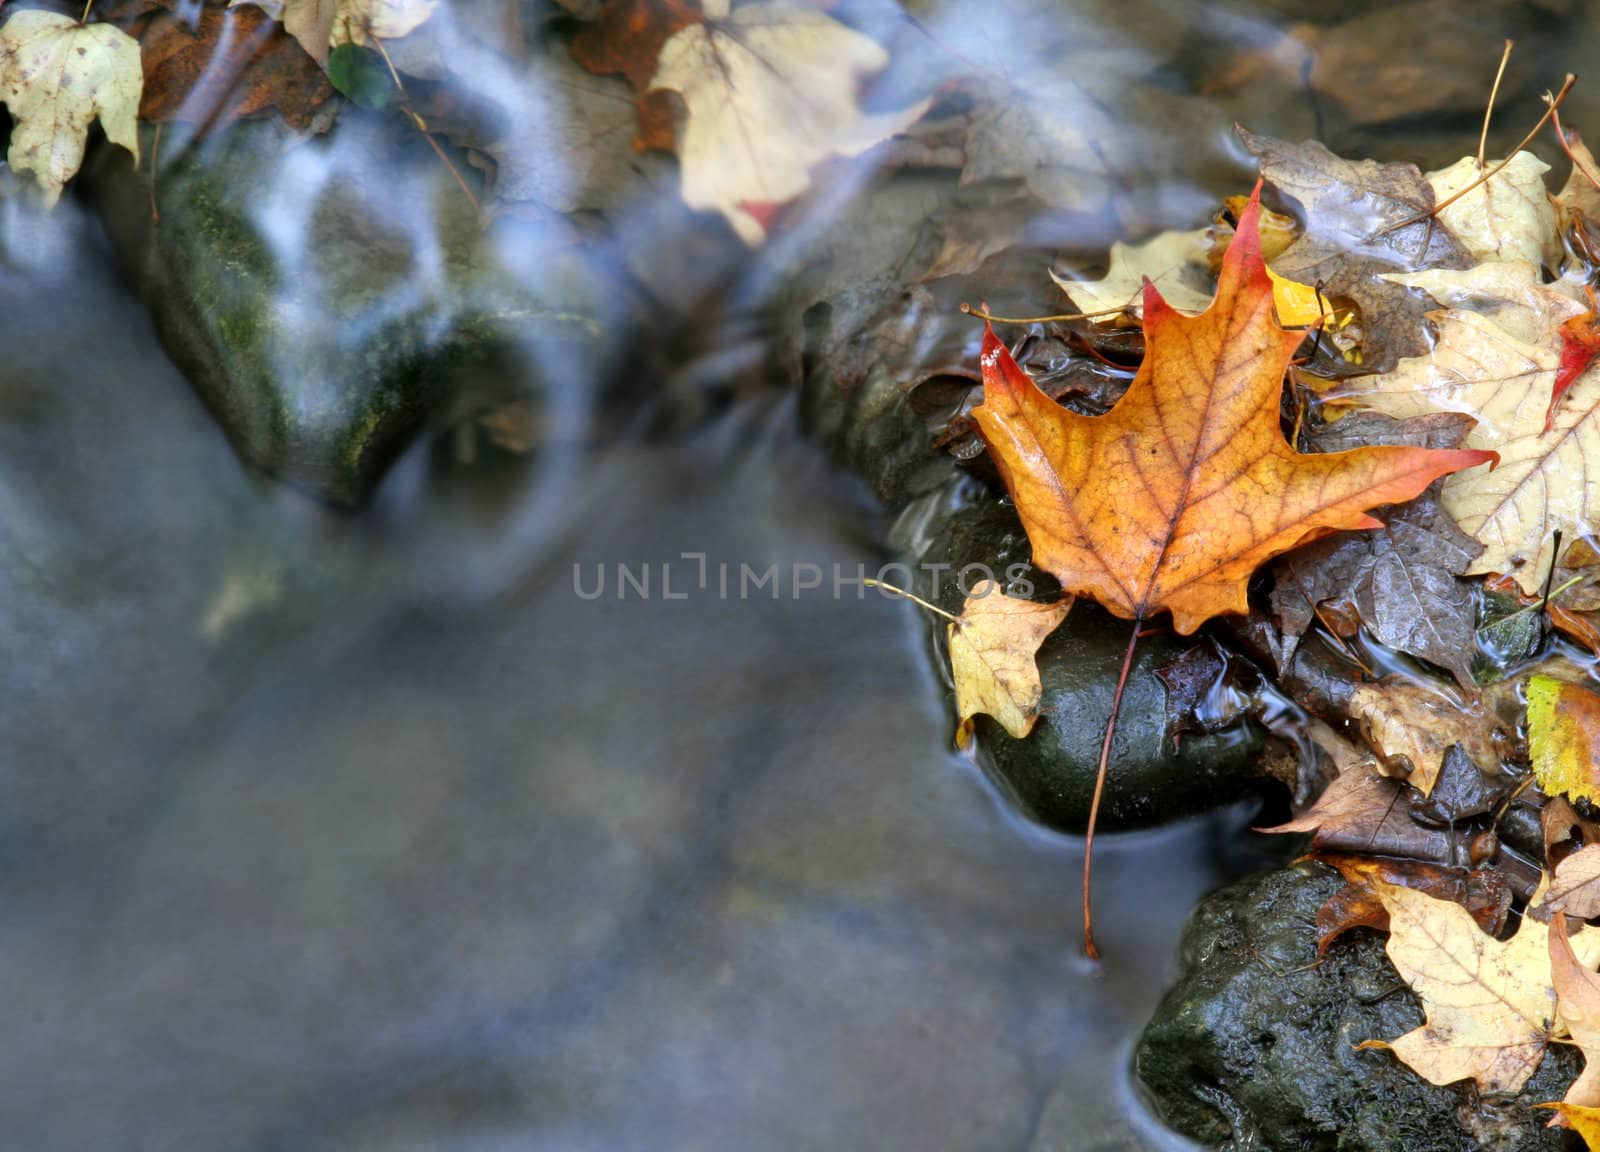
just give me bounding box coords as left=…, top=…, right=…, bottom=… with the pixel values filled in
left=86, top=115, right=609, bottom=505
left=1137, top=863, right=1582, bottom=1151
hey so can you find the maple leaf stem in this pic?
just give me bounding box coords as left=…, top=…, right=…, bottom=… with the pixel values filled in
left=961, top=302, right=1129, bottom=325
left=861, top=578, right=964, bottom=625
left=1477, top=40, right=1514, bottom=172
left=1551, top=106, right=1600, bottom=195
left=79, top=0, right=94, bottom=25
left=1082, top=615, right=1143, bottom=961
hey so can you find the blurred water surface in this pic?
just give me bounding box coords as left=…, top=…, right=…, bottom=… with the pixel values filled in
left=7, top=0, right=1600, bottom=1148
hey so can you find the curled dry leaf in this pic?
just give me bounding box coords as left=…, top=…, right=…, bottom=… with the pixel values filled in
left=947, top=580, right=1073, bottom=745
left=1426, top=152, right=1562, bottom=270
left=1345, top=678, right=1500, bottom=796
left=1550, top=911, right=1600, bottom=1112
left=647, top=1, right=930, bottom=244
left=972, top=186, right=1490, bottom=634
left=1528, top=676, right=1600, bottom=805
left=1360, top=877, right=1600, bottom=1096
left=1544, top=845, right=1600, bottom=922
left=0, top=10, right=143, bottom=206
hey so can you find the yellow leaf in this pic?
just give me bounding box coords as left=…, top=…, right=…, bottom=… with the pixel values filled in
left=1266, top=266, right=1324, bottom=327
left=1053, top=225, right=1323, bottom=327
left=647, top=2, right=928, bottom=245
left=1051, top=228, right=1215, bottom=319
left=1529, top=675, right=1600, bottom=804
left=1363, top=877, right=1600, bottom=1095
left=0, top=10, right=142, bottom=206
left=948, top=580, right=1072, bottom=745
left=1427, top=152, right=1562, bottom=269
left=1546, top=1102, right=1600, bottom=1144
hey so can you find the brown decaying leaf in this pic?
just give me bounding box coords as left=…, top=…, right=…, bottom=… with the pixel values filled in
left=133, top=3, right=333, bottom=132
left=948, top=580, right=1072, bottom=745
left=1345, top=678, right=1501, bottom=796
left=1240, top=128, right=1474, bottom=372
left=1314, top=853, right=1511, bottom=958
left=570, top=0, right=704, bottom=150
left=972, top=185, right=1490, bottom=635
left=1259, top=762, right=1452, bottom=862
left=1271, top=484, right=1483, bottom=687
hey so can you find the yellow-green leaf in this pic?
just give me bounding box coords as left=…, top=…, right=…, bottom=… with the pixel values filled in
left=1528, top=675, right=1600, bottom=805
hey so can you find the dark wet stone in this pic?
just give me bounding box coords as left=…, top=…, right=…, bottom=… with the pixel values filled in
left=84, top=116, right=609, bottom=505
left=909, top=491, right=1269, bottom=833
left=1137, top=863, right=1585, bottom=1152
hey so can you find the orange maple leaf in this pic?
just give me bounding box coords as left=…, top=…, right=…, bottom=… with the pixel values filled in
left=973, top=184, right=1496, bottom=635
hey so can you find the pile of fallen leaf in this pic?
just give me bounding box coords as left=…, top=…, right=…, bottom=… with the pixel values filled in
left=0, top=0, right=940, bottom=237
left=945, top=123, right=1600, bottom=1133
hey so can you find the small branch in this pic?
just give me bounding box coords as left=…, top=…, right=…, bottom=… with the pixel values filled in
left=962, top=301, right=1131, bottom=325
left=862, top=578, right=964, bottom=626
left=1083, top=615, right=1144, bottom=961
left=1376, top=74, right=1576, bottom=240
left=1478, top=41, right=1515, bottom=171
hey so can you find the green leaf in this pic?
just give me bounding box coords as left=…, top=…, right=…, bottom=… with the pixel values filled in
left=327, top=43, right=392, bottom=111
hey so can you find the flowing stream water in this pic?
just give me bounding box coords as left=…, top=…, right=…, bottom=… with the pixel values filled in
left=8, top=1, right=1600, bottom=1148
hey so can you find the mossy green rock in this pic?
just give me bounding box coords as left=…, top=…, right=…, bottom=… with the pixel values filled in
left=86, top=117, right=607, bottom=505
left=1137, top=864, right=1584, bottom=1151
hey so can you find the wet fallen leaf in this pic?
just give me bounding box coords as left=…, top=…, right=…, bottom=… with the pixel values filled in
left=1554, top=291, right=1600, bottom=429
left=1360, top=877, right=1600, bottom=1095
left=1258, top=762, right=1452, bottom=861
left=1051, top=228, right=1214, bottom=319
left=1550, top=911, right=1600, bottom=1112
left=647, top=0, right=928, bottom=244
left=1543, top=845, right=1600, bottom=921
left=569, top=0, right=702, bottom=150
left=231, top=0, right=438, bottom=67
left=1381, top=260, right=1584, bottom=347
left=1427, top=152, right=1562, bottom=270
left=1052, top=224, right=1320, bottom=326
left=1442, top=356, right=1600, bottom=593
left=1346, top=678, right=1500, bottom=796
left=948, top=579, right=1073, bottom=745
left=973, top=186, right=1491, bottom=634
left=1314, top=853, right=1511, bottom=958
left=1548, top=1103, right=1600, bottom=1144
left=1241, top=129, right=1475, bottom=372
left=134, top=2, right=334, bottom=131
left=0, top=10, right=142, bottom=206
left=1528, top=676, right=1600, bottom=805
left=1271, top=486, right=1483, bottom=687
